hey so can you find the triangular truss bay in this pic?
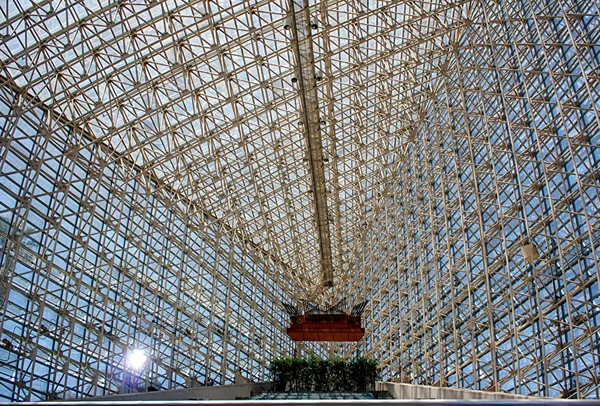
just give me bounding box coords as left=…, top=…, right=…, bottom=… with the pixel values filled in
left=0, top=0, right=599, bottom=400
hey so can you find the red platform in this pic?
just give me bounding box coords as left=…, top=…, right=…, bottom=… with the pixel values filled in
left=287, top=314, right=365, bottom=342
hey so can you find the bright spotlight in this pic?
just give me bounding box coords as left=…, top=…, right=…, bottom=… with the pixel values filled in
left=127, top=348, right=147, bottom=370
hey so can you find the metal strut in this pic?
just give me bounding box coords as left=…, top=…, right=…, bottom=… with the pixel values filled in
left=287, top=0, right=334, bottom=289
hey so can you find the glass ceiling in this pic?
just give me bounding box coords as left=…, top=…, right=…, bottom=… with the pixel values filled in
left=0, top=0, right=599, bottom=400
left=1, top=0, right=460, bottom=296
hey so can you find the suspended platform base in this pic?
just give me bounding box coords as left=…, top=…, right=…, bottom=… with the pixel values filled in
left=287, top=314, right=365, bottom=342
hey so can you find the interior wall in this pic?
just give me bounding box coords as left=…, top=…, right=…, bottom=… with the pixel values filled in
left=0, top=84, right=295, bottom=401
left=347, top=0, right=600, bottom=398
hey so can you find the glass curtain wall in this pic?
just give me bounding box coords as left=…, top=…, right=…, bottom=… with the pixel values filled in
left=348, top=0, right=600, bottom=399
left=0, top=85, right=294, bottom=401
left=0, top=0, right=600, bottom=400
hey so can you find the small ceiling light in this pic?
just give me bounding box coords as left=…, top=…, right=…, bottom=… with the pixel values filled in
left=521, top=239, right=539, bottom=264
left=127, top=348, right=147, bottom=370
left=284, top=17, right=292, bottom=30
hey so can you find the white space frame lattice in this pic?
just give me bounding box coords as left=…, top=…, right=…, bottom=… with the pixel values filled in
left=0, top=0, right=599, bottom=400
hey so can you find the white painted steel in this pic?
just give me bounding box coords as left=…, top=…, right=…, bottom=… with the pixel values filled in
left=0, top=0, right=599, bottom=401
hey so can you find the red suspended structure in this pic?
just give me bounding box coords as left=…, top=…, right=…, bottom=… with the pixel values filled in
left=284, top=300, right=367, bottom=342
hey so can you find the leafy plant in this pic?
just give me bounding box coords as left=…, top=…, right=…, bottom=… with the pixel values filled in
left=270, top=357, right=379, bottom=392
left=349, top=358, right=378, bottom=391
left=330, top=358, right=350, bottom=391
left=310, top=357, right=330, bottom=391
left=270, top=358, right=291, bottom=391
left=289, top=357, right=307, bottom=391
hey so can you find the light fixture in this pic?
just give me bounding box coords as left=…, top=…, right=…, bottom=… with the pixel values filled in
left=126, top=348, right=147, bottom=370
left=521, top=238, right=539, bottom=264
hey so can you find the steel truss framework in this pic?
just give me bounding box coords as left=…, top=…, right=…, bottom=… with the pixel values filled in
left=0, top=0, right=599, bottom=401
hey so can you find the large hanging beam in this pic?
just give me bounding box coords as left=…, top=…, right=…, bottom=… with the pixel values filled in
left=288, top=0, right=333, bottom=288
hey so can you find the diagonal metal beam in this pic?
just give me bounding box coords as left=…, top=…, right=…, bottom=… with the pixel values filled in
left=0, top=74, right=306, bottom=292
left=287, top=0, right=334, bottom=289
